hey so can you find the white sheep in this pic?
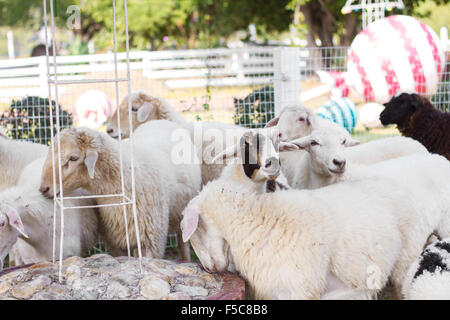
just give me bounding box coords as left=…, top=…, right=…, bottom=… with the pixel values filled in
left=0, top=129, right=48, bottom=190
left=211, top=128, right=296, bottom=194
left=105, top=90, right=245, bottom=185
left=181, top=175, right=405, bottom=299
left=39, top=120, right=201, bottom=261
left=206, top=128, right=294, bottom=273
left=402, top=237, right=450, bottom=300
left=288, top=128, right=427, bottom=189
left=287, top=129, right=450, bottom=297
left=0, top=158, right=99, bottom=268
left=265, top=104, right=428, bottom=186
left=106, top=90, right=186, bottom=139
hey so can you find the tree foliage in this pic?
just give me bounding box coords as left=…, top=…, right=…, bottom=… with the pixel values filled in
left=0, top=0, right=447, bottom=50
left=287, top=0, right=449, bottom=47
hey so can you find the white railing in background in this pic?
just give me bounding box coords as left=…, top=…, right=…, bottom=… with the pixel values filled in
left=0, top=48, right=280, bottom=101
left=0, top=51, right=149, bottom=101
left=142, top=47, right=276, bottom=88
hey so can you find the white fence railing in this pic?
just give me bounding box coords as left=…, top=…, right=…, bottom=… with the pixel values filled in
left=142, top=47, right=275, bottom=89
left=0, top=51, right=149, bottom=101
left=0, top=48, right=280, bottom=100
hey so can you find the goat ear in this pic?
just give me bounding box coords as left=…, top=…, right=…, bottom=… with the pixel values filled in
left=84, top=150, right=98, bottom=179
left=291, top=136, right=311, bottom=150
left=212, top=144, right=239, bottom=164
left=181, top=206, right=199, bottom=242
left=344, top=137, right=360, bottom=147
left=2, top=204, right=28, bottom=238
left=136, top=102, right=152, bottom=122
left=278, top=142, right=299, bottom=152
left=265, top=117, right=279, bottom=128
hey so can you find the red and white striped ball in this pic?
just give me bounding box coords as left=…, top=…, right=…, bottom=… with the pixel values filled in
left=347, top=15, right=445, bottom=103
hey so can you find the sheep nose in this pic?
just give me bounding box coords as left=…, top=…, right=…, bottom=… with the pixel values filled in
left=106, top=128, right=113, bottom=134
left=39, top=186, right=50, bottom=195
left=333, top=159, right=346, bottom=169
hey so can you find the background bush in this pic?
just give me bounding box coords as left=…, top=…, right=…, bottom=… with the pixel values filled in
left=233, top=85, right=275, bottom=128
left=0, top=96, right=73, bottom=145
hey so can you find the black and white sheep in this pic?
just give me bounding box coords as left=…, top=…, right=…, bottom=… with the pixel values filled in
left=403, top=237, right=450, bottom=299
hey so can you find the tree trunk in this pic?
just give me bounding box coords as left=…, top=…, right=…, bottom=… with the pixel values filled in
left=300, top=2, right=318, bottom=47
left=341, top=14, right=359, bottom=46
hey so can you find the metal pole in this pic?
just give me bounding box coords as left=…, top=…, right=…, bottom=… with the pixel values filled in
left=49, top=0, right=65, bottom=283
left=43, top=0, right=58, bottom=266
left=112, top=0, right=131, bottom=259
left=124, top=0, right=143, bottom=272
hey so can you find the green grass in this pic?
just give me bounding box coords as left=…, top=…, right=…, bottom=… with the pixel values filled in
left=352, top=126, right=400, bottom=143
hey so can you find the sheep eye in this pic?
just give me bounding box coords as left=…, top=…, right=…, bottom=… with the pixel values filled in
left=298, top=117, right=305, bottom=122
left=0, top=221, right=5, bottom=227
left=342, top=139, right=346, bottom=145
left=69, top=156, right=79, bottom=162
left=310, top=141, right=319, bottom=146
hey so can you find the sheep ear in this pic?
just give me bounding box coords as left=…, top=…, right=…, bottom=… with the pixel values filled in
left=279, top=142, right=299, bottom=152
left=212, top=144, right=239, bottom=163
left=291, top=136, right=311, bottom=150
left=84, top=150, right=98, bottom=179
left=344, top=137, right=360, bottom=147
left=181, top=206, right=199, bottom=242
left=265, top=117, right=279, bottom=128
left=2, top=204, right=28, bottom=238
left=137, top=102, right=152, bottom=122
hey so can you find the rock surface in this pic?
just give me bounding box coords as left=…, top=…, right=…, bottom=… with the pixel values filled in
left=0, top=254, right=245, bottom=300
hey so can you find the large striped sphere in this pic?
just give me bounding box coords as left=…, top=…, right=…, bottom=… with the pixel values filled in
left=347, top=15, right=445, bottom=103
left=316, top=98, right=358, bottom=133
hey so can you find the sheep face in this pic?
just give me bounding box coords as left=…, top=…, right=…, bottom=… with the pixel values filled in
left=291, top=129, right=359, bottom=176
left=380, top=92, right=422, bottom=126
left=181, top=204, right=229, bottom=273
left=0, top=203, right=28, bottom=269
left=214, top=129, right=297, bottom=182
left=106, top=91, right=157, bottom=139
left=40, top=128, right=98, bottom=198
left=240, top=131, right=282, bottom=181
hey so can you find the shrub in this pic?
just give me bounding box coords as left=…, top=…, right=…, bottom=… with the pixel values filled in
left=0, top=96, right=72, bottom=145
left=233, top=85, right=275, bottom=128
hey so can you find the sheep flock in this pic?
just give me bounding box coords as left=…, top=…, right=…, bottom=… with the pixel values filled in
left=0, top=90, right=449, bottom=300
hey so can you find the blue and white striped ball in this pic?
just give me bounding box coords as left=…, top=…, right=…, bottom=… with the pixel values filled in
left=316, top=98, right=358, bottom=133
